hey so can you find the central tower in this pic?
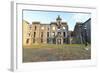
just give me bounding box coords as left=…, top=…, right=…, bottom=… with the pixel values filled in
left=56, top=15, right=62, bottom=29
left=56, top=15, right=63, bottom=44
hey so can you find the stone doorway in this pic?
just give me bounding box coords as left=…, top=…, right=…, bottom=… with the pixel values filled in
left=57, top=39, right=61, bottom=44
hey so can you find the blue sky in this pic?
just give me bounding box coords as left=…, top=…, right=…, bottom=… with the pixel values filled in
left=23, top=10, right=91, bottom=31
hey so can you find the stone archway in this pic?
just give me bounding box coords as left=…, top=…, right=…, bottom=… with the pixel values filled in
left=56, top=36, right=63, bottom=44
left=57, top=39, right=61, bottom=44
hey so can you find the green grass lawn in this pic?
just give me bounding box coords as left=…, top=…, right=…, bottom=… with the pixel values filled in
left=23, top=44, right=91, bottom=63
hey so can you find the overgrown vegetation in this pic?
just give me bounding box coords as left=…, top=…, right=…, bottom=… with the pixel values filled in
left=23, top=44, right=91, bottom=62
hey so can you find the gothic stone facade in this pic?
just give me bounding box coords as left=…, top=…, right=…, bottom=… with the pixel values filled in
left=72, top=18, right=91, bottom=44
left=23, top=16, right=69, bottom=46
